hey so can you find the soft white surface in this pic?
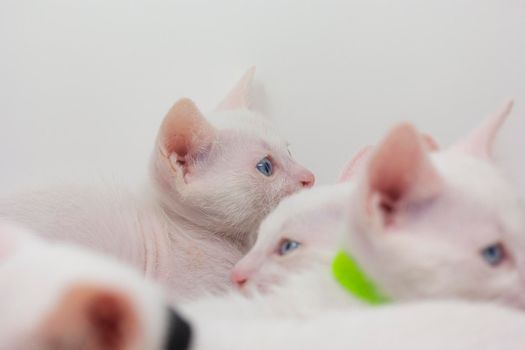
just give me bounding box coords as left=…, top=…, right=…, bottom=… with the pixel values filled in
left=1, top=0, right=524, bottom=192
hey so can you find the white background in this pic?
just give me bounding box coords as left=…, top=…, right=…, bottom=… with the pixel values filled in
left=1, top=0, right=524, bottom=194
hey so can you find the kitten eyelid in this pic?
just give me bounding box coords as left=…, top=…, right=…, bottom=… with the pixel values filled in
left=256, top=156, right=275, bottom=177
left=263, top=155, right=279, bottom=170
left=275, top=238, right=289, bottom=250
left=275, top=238, right=301, bottom=256
left=275, top=242, right=285, bottom=256
left=480, top=242, right=510, bottom=267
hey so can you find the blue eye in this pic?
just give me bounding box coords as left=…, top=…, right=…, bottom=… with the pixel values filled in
left=256, top=157, right=273, bottom=176
left=481, top=243, right=506, bottom=267
left=278, top=239, right=301, bottom=256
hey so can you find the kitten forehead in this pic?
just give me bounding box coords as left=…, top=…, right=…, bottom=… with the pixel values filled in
left=206, top=109, right=288, bottom=150
left=393, top=150, right=525, bottom=249
left=259, top=184, right=354, bottom=243
left=432, top=150, right=518, bottom=207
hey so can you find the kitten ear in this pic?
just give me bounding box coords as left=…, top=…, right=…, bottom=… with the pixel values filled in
left=421, top=133, right=439, bottom=151
left=364, top=123, right=442, bottom=224
left=338, top=145, right=374, bottom=183
left=215, top=66, right=256, bottom=111
left=452, top=100, right=514, bottom=160
left=159, top=98, right=216, bottom=163
left=0, top=222, right=18, bottom=261
left=41, top=284, right=139, bottom=350
left=338, top=134, right=438, bottom=184
left=0, top=221, right=41, bottom=261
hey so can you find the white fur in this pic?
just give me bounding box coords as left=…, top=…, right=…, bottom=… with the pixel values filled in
left=348, top=150, right=525, bottom=306
left=192, top=301, right=525, bottom=350
left=0, top=221, right=170, bottom=350
left=183, top=148, right=525, bottom=349
left=230, top=182, right=353, bottom=290
left=0, top=104, right=312, bottom=300
left=186, top=112, right=525, bottom=320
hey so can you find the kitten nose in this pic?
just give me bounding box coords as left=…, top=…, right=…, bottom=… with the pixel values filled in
left=230, top=270, right=248, bottom=288
left=299, top=170, right=315, bottom=188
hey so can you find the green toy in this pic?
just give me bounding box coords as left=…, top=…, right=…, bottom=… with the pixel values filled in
left=331, top=250, right=390, bottom=305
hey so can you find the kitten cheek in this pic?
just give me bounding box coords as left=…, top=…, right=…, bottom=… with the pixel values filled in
left=514, top=258, right=525, bottom=281
left=282, top=183, right=302, bottom=197
left=256, top=274, right=282, bottom=294
left=253, top=280, right=272, bottom=294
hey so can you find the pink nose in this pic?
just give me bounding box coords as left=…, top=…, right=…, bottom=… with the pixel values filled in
left=230, top=270, right=248, bottom=288
left=300, top=170, right=315, bottom=188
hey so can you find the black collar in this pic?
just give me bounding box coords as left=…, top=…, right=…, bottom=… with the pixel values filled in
left=165, top=308, right=192, bottom=350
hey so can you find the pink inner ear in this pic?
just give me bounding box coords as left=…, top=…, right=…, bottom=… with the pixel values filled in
left=367, top=123, right=442, bottom=216
left=159, top=98, right=215, bottom=159
left=40, top=285, right=138, bottom=350
left=87, top=290, right=136, bottom=348
left=338, top=145, right=374, bottom=183
left=452, top=100, right=513, bottom=160
left=215, top=66, right=256, bottom=111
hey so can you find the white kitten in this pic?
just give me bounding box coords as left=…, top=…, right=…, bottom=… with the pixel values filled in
left=0, top=221, right=191, bottom=350
left=344, top=101, right=525, bottom=306
left=230, top=182, right=354, bottom=290
left=0, top=68, right=314, bottom=300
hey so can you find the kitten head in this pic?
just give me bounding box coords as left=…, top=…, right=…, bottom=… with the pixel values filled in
left=230, top=183, right=352, bottom=292
left=347, top=101, right=525, bottom=308
left=0, top=221, right=191, bottom=350
left=150, top=68, right=314, bottom=239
